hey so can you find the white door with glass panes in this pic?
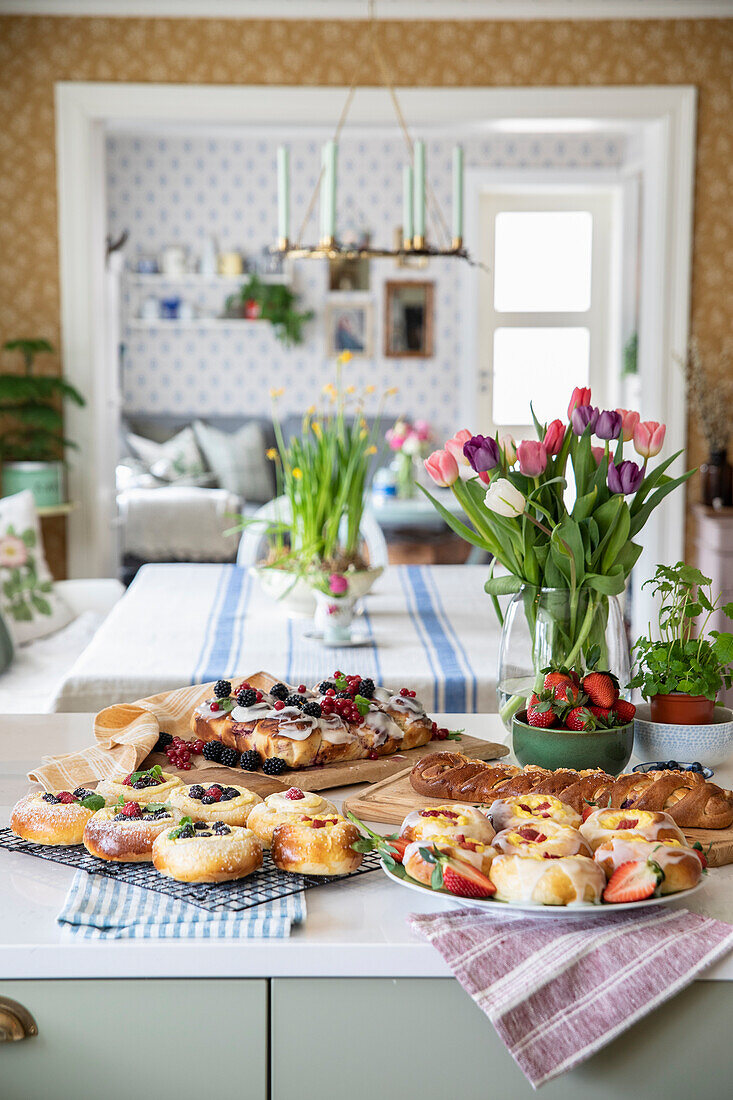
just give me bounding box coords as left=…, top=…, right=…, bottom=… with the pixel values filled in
left=475, top=190, right=620, bottom=438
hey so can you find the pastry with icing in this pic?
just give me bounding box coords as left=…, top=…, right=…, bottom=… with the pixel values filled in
left=403, top=834, right=496, bottom=886
left=400, top=804, right=496, bottom=845
left=96, top=765, right=183, bottom=807
left=270, top=814, right=362, bottom=876
left=579, top=807, right=686, bottom=851
left=247, top=788, right=339, bottom=847
left=490, top=852, right=606, bottom=905
left=83, top=801, right=180, bottom=862
left=11, top=788, right=105, bottom=846
left=170, top=782, right=262, bottom=827
left=152, top=820, right=263, bottom=883
left=593, top=835, right=703, bottom=894
left=492, top=821, right=592, bottom=859
left=487, top=793, right=582, bottom=832
left=371, top=685, right=434, bottom=748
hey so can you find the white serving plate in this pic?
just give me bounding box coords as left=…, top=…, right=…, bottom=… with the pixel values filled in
left=382, top=861, right=707, bottom=918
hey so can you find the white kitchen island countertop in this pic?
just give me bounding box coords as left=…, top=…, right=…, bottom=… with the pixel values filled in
left=2, top=713, right=732, bottom=981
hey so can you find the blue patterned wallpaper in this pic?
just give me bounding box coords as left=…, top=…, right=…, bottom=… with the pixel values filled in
left=106, top=129, right=626, bottom=436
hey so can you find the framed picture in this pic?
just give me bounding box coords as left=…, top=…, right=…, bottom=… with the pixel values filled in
left=384, top=280, right=435, bottom=358
left=325, top=299, right=373, bottom=358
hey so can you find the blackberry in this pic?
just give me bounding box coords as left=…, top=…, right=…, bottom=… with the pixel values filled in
left=219, top=747, right=240, bottom=768
left=270, top=682, right=289, bottom=701
left=285, top=693, right=306, bottom=708
left=42, top=792, right=60, bottom=803
left=210, top=783, right=224, bottom=791
left=262, top=756, right=288, bottom=776
left=213, top=822, right=231, bottom=835
left=317, top=680, right=335, bottom=694
left=194, top=821, right=208, bottom=831
left=198, top=831, right=213, bottom=837
left=240, top=750, right=262, bottom=771
left=201, top=794, right=216, bottom=805
left=179, top=823, right=195, bottom=838
left=236, top=688, right=258, bottom=708
left=213, top=679, right=232, bottom=699
left=114, top=813, right=126, bottom=820
left=223, top=787, right=239, bottom=800
left=154, top=731, right=173, bottom=752
left=336, top=691, right=353, bottom=699
left=72, top=787, right=92, bottom=800
left=356, top=678, right=375, bottom=699
left=189, top=784, right=205, bottom=800
left=302, top=700, right=322, bottom=719
left=203, top=740, right=224, bottom=763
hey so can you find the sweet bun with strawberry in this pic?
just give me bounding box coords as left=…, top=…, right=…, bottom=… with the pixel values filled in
left=96, top=765, right=183, bottom=806
left=403, top=834, right=496, bottom=886
left=169, top=782, right=262, bottom=827
left=399, top=804, right=496, bottom=845
left=83, top=802, right=180, bottom=862
left=579, top=807, right=686, bottom=851
left=246, top=788, right=338, bottom=847
left=593, top=836, right=703, bottom=895
left=492, top=821, right=592, bottom=859
left=488, top=792, right=582, bottom=832
left=11, top=788, right=106, bottom=846
left=270, top=814, right=362, bottom=876
left=152, top=819, right=263, bottom=883
left=490, top=852, right=606, bottom=905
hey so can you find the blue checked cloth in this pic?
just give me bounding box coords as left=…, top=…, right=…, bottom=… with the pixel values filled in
left=57, top=870, right=306, bottom=939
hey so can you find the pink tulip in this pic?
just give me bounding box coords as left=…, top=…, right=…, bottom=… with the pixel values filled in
left=567, top=386, right=591, bottom=419
left=542, top=418, right=565, bottom=456
left=633, top=420, right=666, bottom=459
left=517, top=440, right=548, bottom=477
left=414, top=419, right=431, bottom=442
left=616, top=408, right=640, bottom=443
left=499, top=434, right=517, bottom=465
left=424, top=449, right=459, bottom=487
left=445, top=429, right=472, bottom=466
left=328, top=573, right=348, bottom=595
left=591, top=445, right=605, bottom=464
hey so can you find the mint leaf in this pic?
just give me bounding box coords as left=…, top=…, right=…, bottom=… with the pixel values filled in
left=418, top=846, right=436, bottom=864
left=431, top=864, right=444, bottom=891
left=168, top=815, right=193, bottom=839
left=447, top=728, right=464, bottom=741
left=354, top=694, right=370, bottom=716
left=80, top=793, right=105, bottom=812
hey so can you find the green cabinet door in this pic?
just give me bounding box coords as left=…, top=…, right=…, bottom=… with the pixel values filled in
left=0, top=980, right=267, bottom=1100
left=271, top=977, right=733, bottom=1100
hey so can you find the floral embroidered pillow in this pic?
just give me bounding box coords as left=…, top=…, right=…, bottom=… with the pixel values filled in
left=0, top=490, right=73, bottom=645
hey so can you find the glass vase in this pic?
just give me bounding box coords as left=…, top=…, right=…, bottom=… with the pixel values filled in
left=391, top=452, right=417, bottom=499
left=496, top=585, right=630, bottom=731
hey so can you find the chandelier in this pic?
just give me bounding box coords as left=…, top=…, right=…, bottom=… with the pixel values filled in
left=273, top=3, right=468, bottom=263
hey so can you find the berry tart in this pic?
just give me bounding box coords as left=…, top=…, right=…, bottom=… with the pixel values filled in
left=247, top=788, right=339, bottom=848
left=270, top=814, right=362, bottom=876
left=403, top=834, right=496, bottom=886
left=593, top=836, right=703, bottom=895
left=170, top=782, right=263, bottom=827
left=152, top=819, right=263, bottom=883
left=579, top=807, right=686, bottom=852
left=399, top=804, right=496, bottom=846
left=491, top=821, right=592, bottom=860
left=489, top=852, right=606, bottom=906
left=11, top=788, right=105, bottom=846
left=96, top=765, right=183, bottom=806
left=83, top=801, right=180, bottom=862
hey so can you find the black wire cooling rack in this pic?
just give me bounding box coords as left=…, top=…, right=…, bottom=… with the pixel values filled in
left=0, top=828, right=381, bottom=914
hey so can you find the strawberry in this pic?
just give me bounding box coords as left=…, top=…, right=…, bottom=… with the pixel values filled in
left=582, top=671, right=620, bottom=708
left=526, top=689, right=557, bottom=728
left=516, top=826, right=547, bottom=843
left=441, top=858, right=496, bottom=899
left=564, top=706, right=596, bottom=731
left=603, top=859, right=664, bottom=903
left=589, top=705, right=613, bottom=721
left=553, top=681, right=584, bottom=707
left=384, top=837, right=409, bottom=863
left=582, top=802, right=597, bottom=822
left=543, top=670, right=574, bottom=693
left=614, top=699, right=636, bottom=724
left=692, top=841, right=710, bottom=870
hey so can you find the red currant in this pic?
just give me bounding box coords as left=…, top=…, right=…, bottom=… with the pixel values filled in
left=297, top=684, right=306, bottom=694
left=368, top=750, right=379, bottom=760
left=274, top=700, right=285, bottom=711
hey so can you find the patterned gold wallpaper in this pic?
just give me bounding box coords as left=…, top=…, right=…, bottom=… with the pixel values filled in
left=0, top=15, right=731, bottom=569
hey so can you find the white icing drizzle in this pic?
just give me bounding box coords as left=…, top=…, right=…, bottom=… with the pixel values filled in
left=488, top=796, right=581, bottom=832
left=492, top=822, right=590, bottom=859
left=230, top=699, right=273, bottom=723
left=195, top=699, right=229, bottom=718
left=363, top=708, right=403, bottom=745
left=400, top=805, right=496, bottom=844
left=492, top=853, right=605, bottom=905
left=594, top=836, right=699, bottom=875
left=263, top=791, right=337, bottom=816
left=580, top=807, right=686, bottom=850
left=318, top=713, right=358, bottom=745
left=373, top=686, right=426, bottom=716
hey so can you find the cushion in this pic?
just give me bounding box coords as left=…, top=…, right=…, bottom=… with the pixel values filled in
left=126, top=425, right=212, bottom=485
left=193, top=420, right=273, bottom=503
left=0, top=490, right=74, bottom=645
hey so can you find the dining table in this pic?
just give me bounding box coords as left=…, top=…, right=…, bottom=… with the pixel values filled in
left=51, top=562, right=501, bottom=715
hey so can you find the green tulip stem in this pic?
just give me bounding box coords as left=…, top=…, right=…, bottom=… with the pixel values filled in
left=565, top=593, right=598, bottom=668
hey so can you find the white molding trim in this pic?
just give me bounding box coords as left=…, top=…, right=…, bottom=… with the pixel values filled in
left=5, top=1, right=733, bottom=19
left=55, top=83, right=695, bottom=582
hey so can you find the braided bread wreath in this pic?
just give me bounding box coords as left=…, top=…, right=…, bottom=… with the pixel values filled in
left=410, top=752, right=733, bottom=829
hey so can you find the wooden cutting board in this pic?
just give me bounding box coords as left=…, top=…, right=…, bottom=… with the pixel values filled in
left=343, top=766, right=733, bottom=868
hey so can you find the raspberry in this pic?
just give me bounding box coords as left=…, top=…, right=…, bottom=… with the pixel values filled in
left=204, top=786, right=222, bottom=802
left=285, top=787, right=305, bottom=800
left=121, top=801, right=142, bottom=818
left=56, top=791, right=75, bottom=803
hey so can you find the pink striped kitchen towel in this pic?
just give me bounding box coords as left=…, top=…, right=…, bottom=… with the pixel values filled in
left=409, top=906, right=733, bottom=1089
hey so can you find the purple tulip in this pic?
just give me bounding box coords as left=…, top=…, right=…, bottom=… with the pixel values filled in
left=463, top=434, right=500, bottom=473
left=608, top=459, right=644, bottom=495
left=595, top=409, right=623, bottom=441
left=571, top=405, right=599, bottom=435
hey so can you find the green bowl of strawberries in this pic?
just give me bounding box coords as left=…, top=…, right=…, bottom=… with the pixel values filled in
left=511, top=669, right=636, bottom=776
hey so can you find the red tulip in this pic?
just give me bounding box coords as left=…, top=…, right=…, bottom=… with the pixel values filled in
left=633, top=420, right=666, bottom=459
left=542, top=418, right=565, bottom=455
left=424, top=449, right=459, bottom=487
left=517, top=440, right=548, bottom=477
left=567, top=386, right=591, bottom=419
left=616, top=408, right=640, bottom=443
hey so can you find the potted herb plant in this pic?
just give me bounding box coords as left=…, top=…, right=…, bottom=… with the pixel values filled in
left=0, top=338, right=85, bottom=507
left=224, top=275, right=314, bottom=346
left=631, top=562, right=733, bottom=724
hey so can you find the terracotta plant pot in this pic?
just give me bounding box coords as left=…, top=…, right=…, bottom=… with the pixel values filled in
left=649, top=693, right=715, bottom=725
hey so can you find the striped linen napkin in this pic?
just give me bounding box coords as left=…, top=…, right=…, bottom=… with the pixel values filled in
left=58, top=870, right=306, bottom=939
left=409, top=906, right=733, bottom=1089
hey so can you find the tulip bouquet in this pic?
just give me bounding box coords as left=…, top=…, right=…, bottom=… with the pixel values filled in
left=423, top=388, right=692, bottom=723
left=386, top=417, right=433, bottom=498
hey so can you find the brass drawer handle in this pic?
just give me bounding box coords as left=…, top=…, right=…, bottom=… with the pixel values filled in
left=0, top=998, right=38, bottom=1042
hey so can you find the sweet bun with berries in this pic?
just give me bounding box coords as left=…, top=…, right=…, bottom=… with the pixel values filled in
left=593, top=836, right=703, bottom=894
left=270, top=815, right=362, bottom=876
left=96, top=766, right=183, bottom=806
left=487, top=793, right=582, bottom=832
left=492, top=821, right=592, bottom=859
left=152, top=820, right=263, bottom=883
left=83, top=802, right=180, bottom=862
left=403, top=835, right=496, bottom=886
left=247, top=789, right=339, bottom=847
left=400, top=804, right=496, bottom=845
left=579, top=807, right=686, bottom=852
left=169, top=783, right=262, bottom=827
left=490, top=852, right=606, bottom=905
left=11, top=788, right=105, bottom=846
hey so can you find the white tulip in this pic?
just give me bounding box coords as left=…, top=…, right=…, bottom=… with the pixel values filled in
left=484, top=478, right=525, bottom=518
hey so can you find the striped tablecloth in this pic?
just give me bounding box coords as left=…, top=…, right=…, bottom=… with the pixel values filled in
left=52, top=563, right=499, bottom=715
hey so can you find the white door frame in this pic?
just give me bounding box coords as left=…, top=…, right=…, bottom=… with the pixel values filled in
left=55, top=83, right=695, bottom=584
